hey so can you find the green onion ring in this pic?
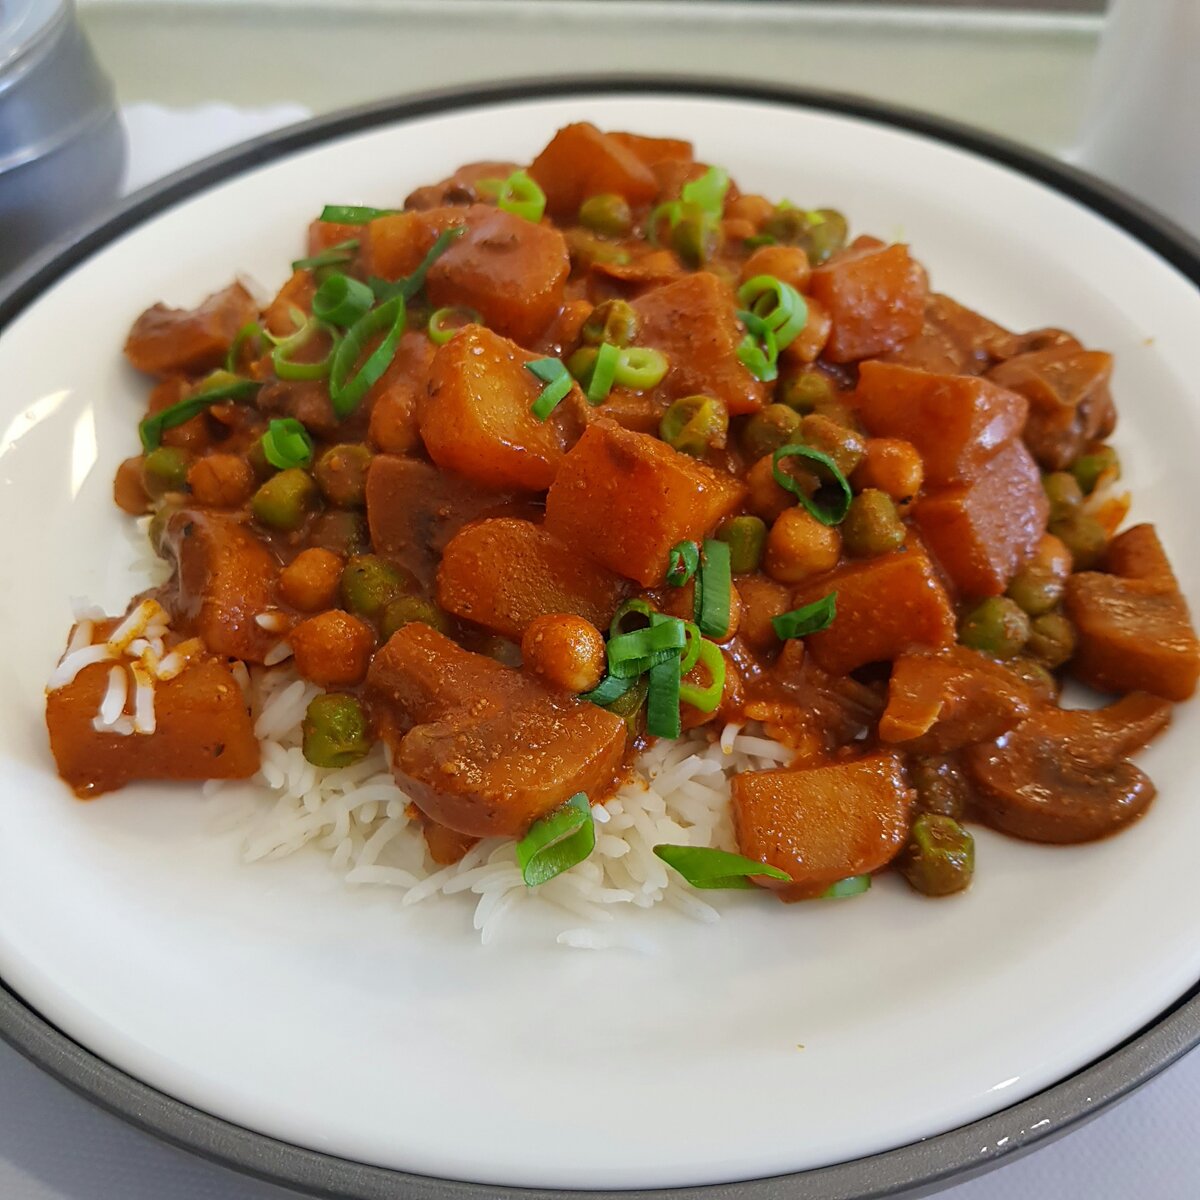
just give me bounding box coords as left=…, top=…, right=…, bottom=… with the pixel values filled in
left=224, top=321, right=263, bottom=373
left=312, top=272, right=375, bottom=327
left=586, top=342, right=621, bottom=405
left=260, top=417, right=314, bottom=470
left=773, top=593, right=837, bottom=640
left=609, top=598, right=656, bottom=640
left=737, top=275, right=808, bottom=351
left=772, top=444, right=853, bottom=527
left=666, top=539, right=700, bottom=587
left=477, top=170, right=546, bottom=223
left=319, top=204, right=395, bottom=224
left=427, top=306, right=481, bottom=346
left=329, top=296, right=406, bottom=419
left=291, top=238, right=360, bottom=271
left=515, top=793, right=595, bottom=887
left=272, top=316, right=340, bottom=382
left=613, top=346, right=668, bottom=390
left=653, top=844, right=790, bottom=890
left=678, top=639, right=726, bottom=712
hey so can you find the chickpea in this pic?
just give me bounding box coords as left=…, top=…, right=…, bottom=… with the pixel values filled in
left=280, top=548, right=344, bottom=612
left=736, top=574, right=792, bottom=651
left=780, top=295, right=831, bottom=365
left=187, top=453, right=256, bottom=508
left=368, top=386, right=421, bottom=455
left=745, top=453, right=797, bottom=523
left=114, top=456, right=150, bottom=515
left=765, top=507, right=842, bottom=584
left=852, top=438, right=924, bottom=505
left=1006, top=533, right=1072, bottom=616
left=314, top=444, right=373, bottom=508
left=289, top=610, right=375, bottom=687
left=725, top=193, right=774, bottom=227
left=740, top=245, right=812, bottom=293
left=521, top=615, right=606, bottom=693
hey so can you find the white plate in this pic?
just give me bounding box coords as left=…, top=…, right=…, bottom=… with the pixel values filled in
left=1, top=91, right=1198, bottom=1192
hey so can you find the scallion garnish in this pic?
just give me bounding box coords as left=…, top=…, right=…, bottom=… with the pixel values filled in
left=138, top=372, right=260, bottom=452
left=694, top=538, right=732, bottom=639
left=526, top=357, right=573, bottom=421
left=646, top=653, right=682, bottom=739
left=680, top=166, right=730, bottom=217
left=312, top=272, right=375, bottom=327
left=773, top=593, right=837, bottom=640
left=260, top=417, right=314, bottom=470
left=477, top=169, right=546, bottom=223
left=613, top=346, right=668, bottom=391
left=821, top=875, right=871, bottom=899
left=291, top=238, right=360, bottom=271
left=319, top=205, right=396, bottom=224
left=653, top=845, right=790, bottom=890
left=736, top=327, right=779, bottom=383
left=427, top=305, right=481, bottom=346
left=272, top=314, right=340, bottom=382
left=737, top=275, right=808, bottom=352
left=666, top=539, right=700, bottom=587
left=516, top=793, right=595, bottom=886
left=772, top=444, right=853, bottom=527
left=646, top=200, right=683, bottom=247
left=607, top=618, right=687, bottom=679
left=329, top=296, right=406, bottom=419
left=224, top=320, right=263, bottom=373
left=609, top=598, right=656, bottom=639
left=678, top=639, right=726, bottom=713
left=586, top=342, right=620, bottom=405
left=369, top=225, right=466, bottom=304
left=744, top=233, right=777, bottom=250
left=580, top=671, right=638, bottom=707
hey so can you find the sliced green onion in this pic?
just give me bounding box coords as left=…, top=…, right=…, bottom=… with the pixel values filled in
left=272, top=315, right=339, bottom=382
left=526, top=357, right=573, bottom=421
left=666, top=539, right=700, bottom=587
left=224, top=320, right=263, bottom=372
left=613, top=346, right=668, bottom=391
left=428, top=306, right=481, bottom=346
left=515, top=793, right=595, bottom=887
left=773, top=593, right=837, bottom=640
left=736, top=328, right=779, bottom=383
left=679, top=639, right=726, bottom=712
left=329, top=297, right=406, bottom=419
left=369, top=225, right=466, bottom=304
left=821, top=874, right=871, bottom=899
left=744, top=233, right=777, bottom=250
left=694, top=538, right=732, bottom=639
left=138, top=372, right=260, bottom=452
left=772, top=444, right=853, bottom=527
left=260, top=418, right=314, bottom=470
left=291, top=238, right=360, bottom=271
left=312, top=272, right=375, bottom=327
left=645, top=653, right=682, bottom=739
left=580, top=672, right=638, bottom=707
left=680, top=165, right=730, bottom=217
left=477, top=169, right=546, bottom=223
left=678, top=620, right=703, bottom=675
left=646, top=200, right=683, bottom=247
left=319, top=205, right=396, bottom=224
left=586, top=342, right=621, bottom=405
left=609, top=598, right=656, bottom=640
left=737, top=275, right=808, bottom=351
left=607, top=619, right=687, bottom=679
left=653, top=844, right=790, bottom=890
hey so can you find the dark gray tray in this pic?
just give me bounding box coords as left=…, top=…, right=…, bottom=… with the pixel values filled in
left=3, top=75, right=1199, bottom=1200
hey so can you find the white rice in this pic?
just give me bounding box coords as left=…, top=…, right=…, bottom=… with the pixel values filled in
left=229, top=665, right=795, bottom=948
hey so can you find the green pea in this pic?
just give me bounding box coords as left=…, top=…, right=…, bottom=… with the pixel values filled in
left=581, top=298, right=639, bottom=348
left=799, top=413, right=866, bottom=477
left=566, top=346, right=598, bottom=387
left=799, top=208, right=848, bottom=265
left=141, top=447, right=191, bottom=498
left=761, top=206, right=808, bottom=244
left=1071, top=445, right=1120, bottom=495
left=578, top=193, right=633, bottom=238
left=340, top=554, right=406, bottom=617
left=1042, top=471, right=1084, bottom=524
left=740, top=403, right=801, bottom=462
left=901, top=813, right=974, bottom=897
left=380, top=595, right=450, bottom=641
left=959, top=596, right=1031, bottom=660
left=909, top=757, right=969, bottom=820
left=308, top=510, right=369, bottom=556
left=670, top=206, right=722, bottom=268
left=250, top=468, right=318, bottom=532
left=302, top=694, right=370, bottom=769
left=1006, top=564, right=1066, bottom=617
left=716, top=515, right=768, bottom=574
left=841, top=489, right=906, bottom=558
left=313, top=444, right=373, bottom=508
left=1050, top=511, right=1109, bottom=571
left=1027, top=611, right=1076, bottom=669
left=778, top=369, right=835, bottom=414
left=565, top=229, right=630, bottom=271
left=659, top=394, right=729, bottom=458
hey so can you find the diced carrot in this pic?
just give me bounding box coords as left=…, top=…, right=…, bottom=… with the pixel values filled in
left=543, top=420, right=746, bottom=586
left=914, top=439, right=1048, bottom=598
left=46, top=657, right=258, bottom=798
left=421, top=325, right=588, bottom=492
left=731, top=754, right=915, bottom=900
left=124, top=282, right=258, bottom=377
left=808, top=244, right=927, bottom=362
left=528, top=123, right=659, bottom=220
left=1104, top=523, right=1178, bottom=591
left=853, top=361, right=1028, bottom=487
left=788, top=541, right=956, bottom=675
left=607, top=131, right=694, bottom=166
left=632, top=271, right=768, bottom=416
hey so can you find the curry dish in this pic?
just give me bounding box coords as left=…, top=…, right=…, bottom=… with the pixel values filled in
left=44, top=123, right=1200, bottom=902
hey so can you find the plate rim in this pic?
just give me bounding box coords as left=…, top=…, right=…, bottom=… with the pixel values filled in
left=3, top=73, right=1200, bottom=1200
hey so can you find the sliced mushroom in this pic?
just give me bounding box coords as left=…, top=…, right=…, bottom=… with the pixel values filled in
left=963, top=692, right=1171, bottom=844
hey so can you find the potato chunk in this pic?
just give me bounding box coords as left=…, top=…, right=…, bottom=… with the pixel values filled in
left=528, top=123, right=659, bottom=220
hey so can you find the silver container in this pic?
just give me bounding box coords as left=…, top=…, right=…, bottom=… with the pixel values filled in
left=0, top=0, right=125, bottom=279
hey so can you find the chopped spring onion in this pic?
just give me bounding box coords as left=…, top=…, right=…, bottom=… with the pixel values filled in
left=607, top=618, right=687, bottom=679
left=312, top=272, right=375, bottom=327
left=586, top=342, right=620, bottom=405
left=477, top=169, right=546, bottom=223
left=580, top=671, right=638, bottom=707
left=319, top=204, right=396, bottom=224
left=329, top=297, right=406, bottom=419
left=678, top=638, right=726, bottom=712
left=694, top=538, right=732, bottom=639
left=138, top=372, right=260, bottom=452
left=736, top=326, right=779, bottom=383
left=272, top=315, right=340, bottom=382
left=516, top=793, right=595, bottom=886
left=526, top=357, right=573, bottom=420
left=773, top=593, right=837, bottom=640
left=679, top=619, right=704, bottom=675
left=291, top=238, right=360, bottom=271
left=653, top=844, right=790, bottom=890
left=646, top=200, right=683, bottom=247
left=224, top=320, right=263, bottom=372
left=609, top=597, right=656, bottom=639
left=613, top=346, right=668, bottom=390
left=772, top=444, right=853, bottom=527
left=666, top=539, right=700, bottom=587
left=680, top=165, right=730, bottom=217
left=744, top=233, right=777, bottom=250
left=261, top=418, right=314, bottom=470
left=427, top=305, right=481, bottom=345
left=737, top=275, right=808, bottom=352
left=369, top=225, right=465, bottom=304
left=821, top=874, right=871, bottom=899
left=646, top=652, right=682, bottom=739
